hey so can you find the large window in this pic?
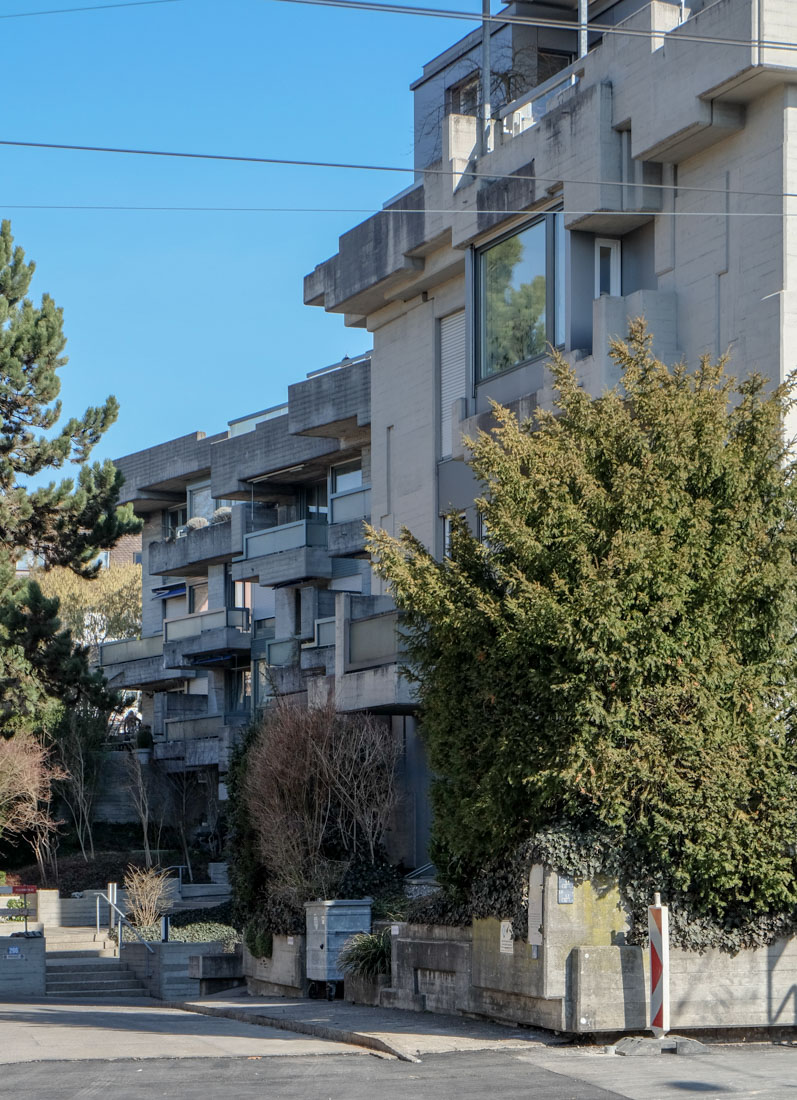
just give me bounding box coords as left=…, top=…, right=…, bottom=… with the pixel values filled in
left=478, top=212, right=565, bottom=380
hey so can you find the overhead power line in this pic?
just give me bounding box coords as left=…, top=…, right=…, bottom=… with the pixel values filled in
left=267, top=0, right=797, bottom=54
left=0, top=0, right=181, bottom=17
left=0, top=137, right=794, bottom=204
left=3, top=0, right=795, bottom=58
left=0, top=203, right=792, bottom=217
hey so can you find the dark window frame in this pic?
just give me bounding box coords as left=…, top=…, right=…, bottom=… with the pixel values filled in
left=475, top=210, right=565, bottom=383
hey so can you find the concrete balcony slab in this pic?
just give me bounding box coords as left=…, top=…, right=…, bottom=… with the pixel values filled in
left=335, top=663, right=415, bottom=714
left=328, top=518, right=368, bottom=558
left=149, top=518, right=241, bottom=578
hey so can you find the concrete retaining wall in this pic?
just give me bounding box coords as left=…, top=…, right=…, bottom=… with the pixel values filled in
left=243, top=936, right=307, bottom=997
left=122, top=941, right=228, bottom=1000
left=384, top=895, right=797, bottom=1033
left=0, top=935, right=46, bottom=998
left=571, top=939, right=797, bottom=1033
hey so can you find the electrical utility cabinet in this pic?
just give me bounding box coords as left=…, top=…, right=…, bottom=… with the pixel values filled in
left=304, top=898, right=372, bottom=982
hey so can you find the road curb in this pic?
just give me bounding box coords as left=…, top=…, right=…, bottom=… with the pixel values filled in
left=166, top=1001, right=422, bottom=1062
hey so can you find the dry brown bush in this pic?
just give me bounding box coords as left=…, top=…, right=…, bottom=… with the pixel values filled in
left=123, top=864, right=171, bottom=926
left=242, top=700, right=399, bottom=904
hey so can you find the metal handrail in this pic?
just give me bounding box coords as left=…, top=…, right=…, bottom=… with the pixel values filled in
left=161, top=864, right=187, bottom=893
left=96, top=892, right=155, bottom=956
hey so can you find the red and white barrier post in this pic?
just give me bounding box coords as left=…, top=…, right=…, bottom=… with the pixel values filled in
left=648, top=892, right=670, bottom=1037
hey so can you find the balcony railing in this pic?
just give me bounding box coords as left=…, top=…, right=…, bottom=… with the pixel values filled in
left=99, top=634, right=163, bottom=667
left=499, top=70, right=580, bottom=140
left=329, top=486, right=371, bottom=525
left=163, top=714, right=225, bottom=741
left=243, top=519, right=328, bottom=559
left=303, top=617, right=336, bottom=649
left=163, top=607, right=250, bottom=644
left=347, top=611, right=403, bottom=671
left=265, top=637, right=299, bottom=666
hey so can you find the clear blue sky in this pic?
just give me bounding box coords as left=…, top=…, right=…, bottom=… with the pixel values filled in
left=1, top=0, right=475, bottom=467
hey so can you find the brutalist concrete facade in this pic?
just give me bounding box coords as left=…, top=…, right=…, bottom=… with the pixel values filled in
left=99, top=354, right=431, bottom=868
left=305, top=0, right=797, bottom=563
left=298, top=0, right=797, bottom=1030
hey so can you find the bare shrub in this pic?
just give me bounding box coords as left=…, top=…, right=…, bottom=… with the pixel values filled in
left=0, top=733, right=66, bottom=884
left=123, top=864, right=171, bottom=926
left=242, top=700, right=399, bottom=905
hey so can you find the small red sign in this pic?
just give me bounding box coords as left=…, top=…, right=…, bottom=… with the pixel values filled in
left=15, top=885, right=37, bottom=894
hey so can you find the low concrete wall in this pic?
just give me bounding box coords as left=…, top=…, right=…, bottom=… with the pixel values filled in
left=344, top=972, right=389, bottom=1006
left=122, top=941, right=227, bottom=1000
left=381, top=923, right=472, bottom=1014
left=571, top=939, right=797, bottom=1033
left=37, top=889, right=129, bottom=927
left=385, top=891, right=797, bottom=1033
left=243, top=936, right=307, bottom=997
left=0, top=935, right=46, bottom=998
left=188, top=950, right=244, bottom=995
left=37, top=881, right=181, bottom=928
left=381, top=920, right=566, bottom=1028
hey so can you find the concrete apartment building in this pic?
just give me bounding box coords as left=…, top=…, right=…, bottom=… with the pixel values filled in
left=306, top=0, right=797, bottom=562
left=99, top=354, right=430, bottom=867
left=100, top=0, right=797, bottom=869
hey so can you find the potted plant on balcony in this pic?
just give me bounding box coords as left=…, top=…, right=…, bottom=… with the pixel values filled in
left=135, top=725, right=153, bottom=764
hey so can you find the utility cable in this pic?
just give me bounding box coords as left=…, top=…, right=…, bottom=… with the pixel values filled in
left=2, top=0, right=796, bottom=58
left=0, top=138, right=793, bottom=204
left=266, top=0, right=797, bottom=54
left=0, top=0, right=181, bottom=17
left=0, top=203, right=791, bottom=216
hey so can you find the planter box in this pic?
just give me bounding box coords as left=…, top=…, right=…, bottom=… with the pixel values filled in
left=122, top=940, right=229, bottom=1000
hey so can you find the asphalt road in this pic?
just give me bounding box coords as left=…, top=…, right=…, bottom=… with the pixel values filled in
left=0, top=1051, right=622, bottom=1100
left=3, top=1046, right=797, bottom=1100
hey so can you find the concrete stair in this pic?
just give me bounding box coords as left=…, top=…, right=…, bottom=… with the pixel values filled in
left=44, top=926, right=116, bottom=958
left=170, top=882, right=231, bottom=913
left=46, top=957, right=148, bottom=998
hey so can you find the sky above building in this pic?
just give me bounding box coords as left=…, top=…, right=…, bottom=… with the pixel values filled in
left=2, top=0, right=475, bottom=468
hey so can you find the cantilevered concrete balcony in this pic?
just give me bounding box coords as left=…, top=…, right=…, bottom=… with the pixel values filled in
left=333, top=596, right=415, bottom=713
left=149, top=514, right=243, bottom=577
left=287, top=354, right=370, bottom=438
left=162, top=607, right=251, bottom=670
left=154, top=713, right=250, bottom=772
left=98, top=634, right=190, bottom=692
left=231, top=519, right=332, bottom=587
left=328, top=486, right=371, bottom=557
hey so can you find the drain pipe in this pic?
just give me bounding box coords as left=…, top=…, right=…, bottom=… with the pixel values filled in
left=579, top=0, right=588, bottom=58
left=479, top=0, right=491, bottom=158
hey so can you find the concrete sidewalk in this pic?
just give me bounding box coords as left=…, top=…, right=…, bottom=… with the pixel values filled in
left=172, top=988, right=560, bottom=1062
left=0, top=997, right=363, bottom=1063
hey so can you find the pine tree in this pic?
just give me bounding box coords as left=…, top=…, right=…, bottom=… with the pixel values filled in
left=0, top=219, right=141, bottom=735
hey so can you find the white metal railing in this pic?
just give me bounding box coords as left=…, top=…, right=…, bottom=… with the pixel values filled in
left=243, top=519, right=328, bottom=560
left=163, top=607, right=250, bottom=644
left=500, top=70, right=581, bottom=140
left=96, top=887, right=155, bottom=958
left=329, top=486, right=371, bottom=525
left=99, top=634, right=163, bottom=666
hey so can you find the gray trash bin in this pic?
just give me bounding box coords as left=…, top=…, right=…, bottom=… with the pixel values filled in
left=304, top=898, right=372, bottom=985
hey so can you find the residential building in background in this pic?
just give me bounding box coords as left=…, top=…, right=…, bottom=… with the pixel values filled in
left=99, top=0, right=797, bottom=868
left=99, top=353, right=430, bottom=868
